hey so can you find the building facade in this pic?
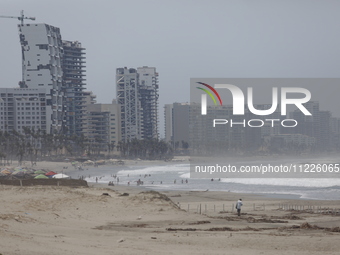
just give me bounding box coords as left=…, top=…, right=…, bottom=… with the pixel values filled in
left=18, top=23, right=64, bottom=133
left=83, top=100, right=121, bottom=151
left=62, top=40, right=87, bottom=136
left=116, top=66, right=159, bottom=142
left=0, top=88, right=49, bottom=133
left=137, top=66, right=159, bottom=139
left=164, top=104, right=173, bottom=143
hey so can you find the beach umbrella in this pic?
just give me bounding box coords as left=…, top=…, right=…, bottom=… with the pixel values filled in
left=13, top=172, right=26, bottom=177
left=34, top=170, right=45, bottom=175
left=1, top=169, right=12, bottom=175
left=34, top=174, right=49, bottom=179
left=52, top=173, right=69, bottom=179
left=12, top=170, right=25, bottom=176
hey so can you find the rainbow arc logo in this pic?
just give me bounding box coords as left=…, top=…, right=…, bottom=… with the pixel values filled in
left=196, top=82, right=223, bottom=106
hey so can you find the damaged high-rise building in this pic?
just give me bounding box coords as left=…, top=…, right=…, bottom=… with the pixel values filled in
left=17, top=23, right=87, bottom=135
left=116, top=66, right=159, bottom=142
left=62, top=40, right=87, bottom=136
left=18, top=23, right=64, bottom=133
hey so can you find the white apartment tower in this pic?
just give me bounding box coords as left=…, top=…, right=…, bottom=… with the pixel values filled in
left=116, top=67, right=159, bottom=142
left=18, top=23, right=64, bottom=133
left=116, top=67, right=142, bottom=141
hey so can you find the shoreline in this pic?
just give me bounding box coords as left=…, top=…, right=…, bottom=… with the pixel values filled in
left=2, top=158, right=339, bottom=201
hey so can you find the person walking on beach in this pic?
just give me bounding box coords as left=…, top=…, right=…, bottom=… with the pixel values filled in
left=236, top=199, right=243, bottom=216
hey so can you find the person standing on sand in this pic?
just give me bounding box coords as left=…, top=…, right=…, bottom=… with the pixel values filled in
left=236, top=199, right=243, bottom=216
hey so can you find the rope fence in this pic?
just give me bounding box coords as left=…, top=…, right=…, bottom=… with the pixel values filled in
left=179, top=203, right=340, bottom=215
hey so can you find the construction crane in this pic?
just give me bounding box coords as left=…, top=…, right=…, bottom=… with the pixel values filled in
left=0, top=10, right=35, bottom=25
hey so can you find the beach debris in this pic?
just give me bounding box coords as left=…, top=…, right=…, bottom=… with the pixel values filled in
left=119, top=193, right=129, bottom=197
left=188, top=221, right=211, bottom=225
left=166, top=226, right=276, bottom=232
left=271, top=215, right=303, bottom=220
left=300, top=222, right=315, bottom=229
left=151, top=237, right=157, bottom=239
left=101, top=193, right=111, bottom=196
left=117, top=238, right=125, bottom=243
left=279, top=222, right=340, bottom=232
left=137, top=215, right=142, bottom=220
left=167, top=228, right=197, bottom=231
left=246, top=217, right=288, bottom=223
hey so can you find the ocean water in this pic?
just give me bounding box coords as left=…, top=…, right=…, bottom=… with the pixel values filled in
left=67, top=162, right=340, bottom=200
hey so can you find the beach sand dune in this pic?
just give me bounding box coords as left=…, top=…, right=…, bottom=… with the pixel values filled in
left=1, top=185, right=340, bottom=255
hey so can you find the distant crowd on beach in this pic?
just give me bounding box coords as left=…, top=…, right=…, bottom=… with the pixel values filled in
left=76, top=172, right=198, bottom=187
left=76, top=172, right=226, bottom=187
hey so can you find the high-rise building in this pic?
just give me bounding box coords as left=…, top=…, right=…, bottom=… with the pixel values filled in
left=62, top=40, right=86, bottom=136
left=172, top=103, right=190, bottom=146
left=116, top=67, right=141, bottom=141
left=137, top=66, right=159, bottom=139
left=164, top=104, right=173, bottom=143
left=18, top=23, right=64, bottom=133
left=116, top=66, right=159, bottom=142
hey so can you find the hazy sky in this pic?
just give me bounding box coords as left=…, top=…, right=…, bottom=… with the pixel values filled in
left=1, top=0, right=340, bottom=136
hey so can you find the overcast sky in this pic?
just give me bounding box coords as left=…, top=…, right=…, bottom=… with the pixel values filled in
left=1, top=0, right=340, bottom=136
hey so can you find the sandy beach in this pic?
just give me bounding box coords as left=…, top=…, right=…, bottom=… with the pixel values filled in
left=1, top=179, right=340, bottom=255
